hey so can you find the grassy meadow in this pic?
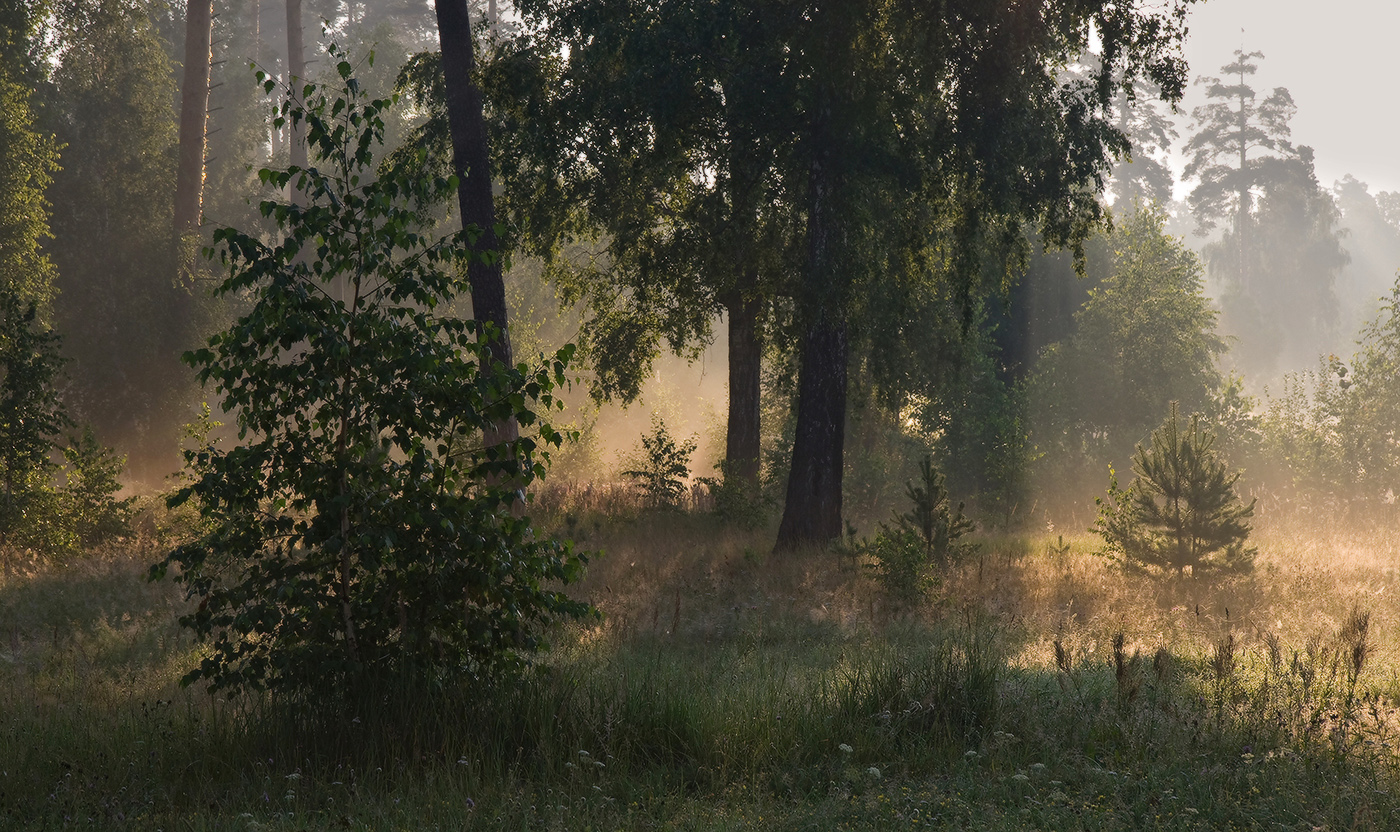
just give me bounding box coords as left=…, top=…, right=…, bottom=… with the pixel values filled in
left=5, top=492, right=1400, bottom=830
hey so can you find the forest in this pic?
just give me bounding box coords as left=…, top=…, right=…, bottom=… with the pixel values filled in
left=6, top=0, right=1400, bottom=829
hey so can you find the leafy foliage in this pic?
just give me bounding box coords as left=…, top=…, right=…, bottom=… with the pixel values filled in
left=0, top=287, right=71, bottom=547
left=154, top=54, right=590, bottom=696
left=60, top=426, right=135, bottom=549
left=867, top=456, right=976, bottom=607
left=622, top=415, right=697, bottom=510
left=1095, top=403, right=1255, bottom=578
left=1259, top=276, right=1400, bottom=514
left=1031, top=206, right=1225, bottom=500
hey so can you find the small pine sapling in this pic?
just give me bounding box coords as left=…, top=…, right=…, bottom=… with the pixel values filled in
left=868, top=456, right=977, bottom=606
left=1094, top=402, right=1256, bottom=577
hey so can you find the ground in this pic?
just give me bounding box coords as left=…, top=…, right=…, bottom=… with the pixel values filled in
left=3, top=495, right=1400, bottom=830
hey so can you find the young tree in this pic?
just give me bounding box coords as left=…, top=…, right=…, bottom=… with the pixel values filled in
left=1095, top=403, right=1255, bottom=578
left=155, top=57, right=589, bottom=695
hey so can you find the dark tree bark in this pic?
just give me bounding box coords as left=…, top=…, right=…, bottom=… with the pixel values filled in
left=776, top=96, right=847, bottom=551
left=435, top=0, right=518, bottom=446
left=724, top=287, right=762, bottom=486
left=173, top=0, right=213, bottom=268
left=775, top=314, right=847, bottom=549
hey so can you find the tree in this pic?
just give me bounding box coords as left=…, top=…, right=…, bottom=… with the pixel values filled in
left=1031, top=205, right=1226, bottom=493
left=1095, top=403, right=1255, bottom=578
left=479, top=1, right=799, bottom=491
left=771, top=1, right=1198, bottom=549
left=154, top=57, right=589, bottom=695
left=0, top=288, right=71, bottom=547
left=1184, top=51, right=1348, bottom=376
left=44, top=0, right=186, bottom=481
left=0, top=1, right=59, bottom=309
left=174, top=0, right=213, bottom=272
left=1183, top=50, right=1295, bottom=292
left=1106, top=76, right=1179, bottom=208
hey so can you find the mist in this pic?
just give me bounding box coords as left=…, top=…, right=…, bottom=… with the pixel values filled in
left=8, top=1, right=1400, bottom=827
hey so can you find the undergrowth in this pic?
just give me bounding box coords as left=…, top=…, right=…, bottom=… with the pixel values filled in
left=5, top=509, right=1400, bottom=829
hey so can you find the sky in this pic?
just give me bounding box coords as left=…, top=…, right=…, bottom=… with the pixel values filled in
left=1172, top=0, right=1400, bottom=197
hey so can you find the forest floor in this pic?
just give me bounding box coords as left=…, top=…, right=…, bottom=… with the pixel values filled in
left=5, top=497, right=1400, bottom=830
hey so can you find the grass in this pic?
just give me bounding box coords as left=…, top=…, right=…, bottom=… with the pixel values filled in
left=6, top=504, right=1400, bottom=829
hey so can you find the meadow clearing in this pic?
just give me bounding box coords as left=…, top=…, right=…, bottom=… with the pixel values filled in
left=4, top=491, right=1400, bottom=831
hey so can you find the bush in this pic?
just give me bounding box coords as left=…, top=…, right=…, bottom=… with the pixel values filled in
left=60, top=426, right=134, bottom=549
left=1094, top=402, right=1255, bottom=577
left=152, top=53, right=591, bottom=696
left=867, top=456, right=976, bottom=606
left=622, top=415, right=696, bottom=509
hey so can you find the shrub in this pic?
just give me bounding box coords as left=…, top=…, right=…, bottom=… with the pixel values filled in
left=152, top=53, right=591, bottom=696
left=60, top=426, right=134, bottom=549
left=867, top=456, right=976, bottom=606
left=1094, top=402, right=1255, bottom=577
left=622, top=414, right=696, bottom=509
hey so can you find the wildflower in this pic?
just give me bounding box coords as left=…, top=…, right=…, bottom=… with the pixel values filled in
left=839, top=744, right=854, bottom=754
left=867, top=767, right=882, bottom=780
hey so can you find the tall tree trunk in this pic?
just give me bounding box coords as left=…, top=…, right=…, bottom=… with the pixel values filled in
left=174, top=0, right=213, bottom=279
left=775, top=98, right=846, bottom=551
left=724, top=286, right=762, bottom=486
left=435, top=0, right=519, bottom=449
left=285, top=0, right=306, bottom=184
left=776, top=314, right=847, bottom=549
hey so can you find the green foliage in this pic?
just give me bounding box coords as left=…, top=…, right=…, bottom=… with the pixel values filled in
left=0, top=55, right=58, bottom=309
left=0, top=287, right=132, bottom=557
left=153, top=54, right=591, bottom=696
left=1095, top=403, right=1255, bottom=578
left=867, top=456, right=976, bottom=606
left=1259, top=276, right=1400, bottom=513
left=1031, top=205, right=1225, bottom=501
left=698, top=458, right=769, bottom=529
left=622, top=415, right=697, bottom=510
left=0, top=286, right=70, bottom=548
left=60, top=427, right=135, bottom=549
left=43, top=0, right=187, bottom=476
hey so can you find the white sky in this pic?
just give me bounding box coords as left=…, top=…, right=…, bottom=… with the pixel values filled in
left=1172, top=0, right=1400, bottom=197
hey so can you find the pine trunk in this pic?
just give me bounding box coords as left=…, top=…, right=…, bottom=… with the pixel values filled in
left=435, top=0, right=519, bottom=448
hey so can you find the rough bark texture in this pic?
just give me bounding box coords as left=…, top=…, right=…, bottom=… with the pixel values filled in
left=174, top=0, right=213, bottom=255
left=435, top=0, right=519, bottom=447
left=725, top=288, right=762, bottom=486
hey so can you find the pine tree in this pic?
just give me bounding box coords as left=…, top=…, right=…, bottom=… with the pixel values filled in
left=1095, top=403, right=1255, bottom=577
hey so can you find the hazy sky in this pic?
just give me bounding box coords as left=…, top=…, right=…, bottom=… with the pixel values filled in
left=1173, top=0, right=1400, bottom=196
